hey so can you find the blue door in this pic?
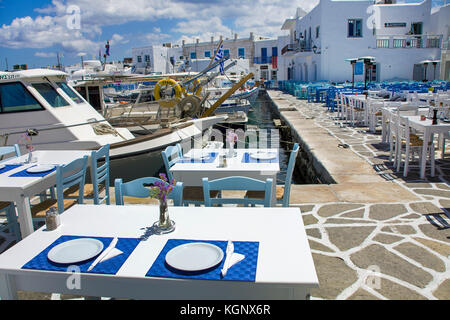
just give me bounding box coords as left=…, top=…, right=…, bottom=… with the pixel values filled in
left=261, top=47, right=267, bottom=57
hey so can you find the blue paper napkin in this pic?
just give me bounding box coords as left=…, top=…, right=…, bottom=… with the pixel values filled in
left=22, top=235, right=141, bottom=275
left=0, top=164, right=22, bottom=175
left=146, top=239, right=259, bottom=281
left=242, top=152, right=278, bottom=163
left=9, top=165, right=57, bottom=178
left=178, top=152, right=218, bottom=164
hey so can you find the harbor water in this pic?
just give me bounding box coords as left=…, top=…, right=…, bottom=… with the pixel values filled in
left=107, top=92, right=302, bottom=185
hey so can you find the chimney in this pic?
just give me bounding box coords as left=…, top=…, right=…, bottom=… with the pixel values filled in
left=211, top=36, right=214, bottom=43
left=250, top=32, right=254, bottom=40
left=196, top=38, right=199, bottom=44
left=234, top=33, right=238, bottom=40
left=220, top=35, right=223, bottom=42
left=182, top=40, right=185, bottom=46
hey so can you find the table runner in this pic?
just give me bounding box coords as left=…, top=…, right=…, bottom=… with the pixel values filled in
left=10, top=165, right=57, bottom=178
left=146, top=239, right=259, bottom=281
left=242, top=152, right=278, bottom=164
left=22, top=235, right=141, bottom=275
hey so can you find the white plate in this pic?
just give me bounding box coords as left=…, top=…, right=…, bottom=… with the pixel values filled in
left=0, top=164, right=5, bottom=170
left=249, top=151, right=277, bottom=160
left=47, top=238, right=104, bottom=264
left=26, top=165, right=55, bottom=173
left=165, top=242, right=224, bottom=272
left=185, top=151, right=212, bottom=160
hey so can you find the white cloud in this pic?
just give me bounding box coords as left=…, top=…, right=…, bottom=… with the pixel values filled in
left=34, top=51, right=57, bottom=58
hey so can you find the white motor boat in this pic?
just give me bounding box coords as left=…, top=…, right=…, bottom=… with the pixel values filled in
left=0, top=69, right=226, bottom=159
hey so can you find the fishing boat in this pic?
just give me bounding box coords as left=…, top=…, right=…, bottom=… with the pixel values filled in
left=0, top=69, right=226, bottom=159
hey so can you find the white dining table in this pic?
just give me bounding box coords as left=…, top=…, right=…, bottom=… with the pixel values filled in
left=0, top=150, right=91, bottom=239
left=0, top=204, right=319, bottom=300
left=170, top=148, right=280, bottom=205
left=402, top=115, right=450, bottom=179
left=380, top=106, right=429, bottom=144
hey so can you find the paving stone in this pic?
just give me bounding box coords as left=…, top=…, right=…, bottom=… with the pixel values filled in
left=308, top=239, right=334, bottom=252
left=404, top=183, right=432, bottom=189
left=369, top=204, right=407, bottom=221
left=394, top=242, right=445, bottom=272
left=413, top=237, right=450, bottom=257
left=317, top=204, right=364, bottom=218
left=373, top=233, right=404, bottom=244
left=297, top=205, right=315, bottom=213
left=306, top=228, right=322, bottom=239
left=309, top=253, right=358, bottom=300
left=347, top=288, right=381, bottom=300
left=326, top=226, right=376, bottom=251
left=409, top=202, right=444, bottom=215
left=414, top=189, right=450, bottom=198
left=435, top=183, right=450, bottom=190
left=341, top=208, right=365, bottom=218
left=374, top=278, right=428, bottom=300
left=400, top=213, right=421, bottom=219
left=381, top=225, right=417, bottom=235
left=439, top=199, right=450, bottom=209
left=350, top=244, right=433, bottom=288
left=325, top=218, right=375, bottom=224
left=302, top=214, right=319, bottom=226
left=18, top=291, right=51, bottom=300
left=418, top=224, right=450, bottom=243
left=433, top=279, right=450, bottom=300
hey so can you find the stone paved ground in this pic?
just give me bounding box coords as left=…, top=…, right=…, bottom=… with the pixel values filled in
left=268, top=90, right=449, bottom=300
left=1, top=90, right=449, bottom=300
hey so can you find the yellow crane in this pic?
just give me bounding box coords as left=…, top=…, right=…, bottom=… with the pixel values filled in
left=201, top=72, right=254, bottom=118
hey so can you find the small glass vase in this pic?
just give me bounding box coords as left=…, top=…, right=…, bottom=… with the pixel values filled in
left=227, top=141, right=236, bottom=157
left=152, top=198, right=175, bottom=234
left=24, top=150, right=36, bottom=164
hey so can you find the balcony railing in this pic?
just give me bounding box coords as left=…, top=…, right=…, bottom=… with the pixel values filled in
left=253, top=56, right=273, bottom=64
left=281, top=41, right=314, bottom=55
left=375, top=34, right=442, bottom=49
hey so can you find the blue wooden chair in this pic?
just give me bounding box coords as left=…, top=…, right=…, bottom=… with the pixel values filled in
left=246, top=143, right=299, bottom=207
left=114, top=177, right=183, bottom=206
left=162, top=144, right=219, bottom=206
left=0, top=145, right=22, bottom=241
left=64, top=144, right=110, bottom=205
left=31, top=156, right=89, bottom=223
left=202, top=176, right=273, bottom=207
left=0, top=144, right=21, bottom=163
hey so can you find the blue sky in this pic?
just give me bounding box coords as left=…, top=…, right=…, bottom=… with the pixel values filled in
left=0, top=0, right=446, bottom=69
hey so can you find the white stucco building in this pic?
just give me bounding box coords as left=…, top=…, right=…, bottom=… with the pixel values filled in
left=131, top=44, right=183, bottom=74
left=278, top=0, right=450, bottom=82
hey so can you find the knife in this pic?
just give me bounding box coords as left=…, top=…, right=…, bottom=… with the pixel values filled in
left=87, top=237, right=118, bottom=272
left=221, top=240, right=234, bottom=277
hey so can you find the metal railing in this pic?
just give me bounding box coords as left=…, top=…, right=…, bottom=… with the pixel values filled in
left=375, top=34, right=442, bottom=49
left=281, top=41, right=313, bottom=55
left=253, top=56, right=273, bottom=64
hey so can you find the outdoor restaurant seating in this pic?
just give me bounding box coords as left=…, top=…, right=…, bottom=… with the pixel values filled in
left=30, top=155, right=89, bottom=226
left=246, top=143, right=299, bottom=207
left=114, top=177, right=183, bottom=206
left=64, top=144, right=111, bottom=205
left=202, top=176, right=273, bottom=207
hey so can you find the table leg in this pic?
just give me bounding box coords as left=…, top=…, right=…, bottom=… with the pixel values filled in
left=15, top=195, right=34, bottom=239
left=420, top=130, right=430, bottom=179
left=0, top=273, right=17, bottom=300
left=381, top=114, right=387, bottom=143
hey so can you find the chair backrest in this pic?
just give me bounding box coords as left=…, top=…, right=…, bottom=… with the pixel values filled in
left=0, top=144, right=21, bottom=163
left=114, top=177, right=183, bottom=206
left=90, top=144, right=110, bottom=205
left=161, top=144, right=183, bottom=181
left=56, top=155, right=89, bottom=214
left=281, top=143, right=299, bottom=207
left=202, top=176, right=273, bottom=207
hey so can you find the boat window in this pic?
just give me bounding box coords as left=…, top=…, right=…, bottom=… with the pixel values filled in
left=32, top=83, right=70, bottom=108
left=56, top=82, right=84, bottom=104
left=0, top=82, right=43, bottom=113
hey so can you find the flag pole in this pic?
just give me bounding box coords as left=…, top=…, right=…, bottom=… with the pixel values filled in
left=208, top=39, right=223, bottom=69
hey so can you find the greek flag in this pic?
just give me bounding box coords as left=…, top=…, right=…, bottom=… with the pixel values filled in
left=214, top=44, right=224, bottom=74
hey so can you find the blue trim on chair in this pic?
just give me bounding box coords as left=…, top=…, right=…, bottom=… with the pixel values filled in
left=90, top=144, right=110, bottom=205
left=202, top=176, right=273, bottom=207
left=114, top=177, right=183, bottom=206
left=280, top=143, right=299, bottom=207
